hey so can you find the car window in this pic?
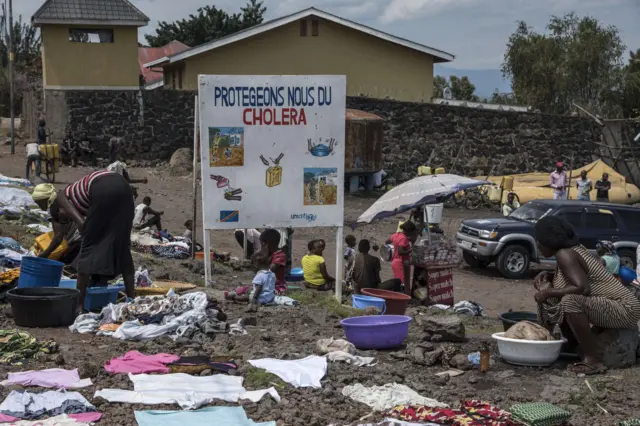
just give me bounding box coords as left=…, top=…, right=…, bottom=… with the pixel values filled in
left=617, top=209, right=640, bottom=232
left=556, top=210, right=583, bottom=229
left=586, top=210, right=618, bottom=230
left=509, top=203, right=551, bottom=222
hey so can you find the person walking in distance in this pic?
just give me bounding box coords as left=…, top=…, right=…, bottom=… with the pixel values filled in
left=25, top=141, right=41, bottom=180
left=576, top=170, right=593, bottom=201
left=549, top=162, right=567, bottom=200
left=595, top=173, right=611, bottom=202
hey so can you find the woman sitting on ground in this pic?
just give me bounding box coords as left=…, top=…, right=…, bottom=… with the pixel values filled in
left=534, top=216, right=640, bottom=375
left=302, top=239, right=335, bottom=291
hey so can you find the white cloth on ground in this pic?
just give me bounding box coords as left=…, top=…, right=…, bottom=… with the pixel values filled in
left=134, top=407, right=276, bottom=426
left=68, top=313, right=101, bottom=334
left=341, top=383, right=448, bottom=411
left=1, top=369, right=92, bottom=389
left=6, top=414, right=91, bottom=426
left=248, top=356, right=327, bottom=388
left=272, top=296, right=299, bottom=306
left=0, top=187, right=35, bottom=208
left=26, top=224, right=52, bottom=233
left=316, top=338, right=355, bottom=355
left=95, top=373, right=279, bottom=410
left=0, top=390, right=95, bottom=419
left=325, top=351, right=376, bottom=367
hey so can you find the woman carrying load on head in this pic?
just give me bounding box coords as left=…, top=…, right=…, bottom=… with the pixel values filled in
left=32, top=171, right=136, bottom=311
left=533, top=216, right=640, bottom=375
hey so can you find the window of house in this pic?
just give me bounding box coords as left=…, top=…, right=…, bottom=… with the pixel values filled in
left=300, top=20, right=307, bottom=36
left=311, top=19, right=319, bottom=36
left=69, top=28, right=114, bottom=43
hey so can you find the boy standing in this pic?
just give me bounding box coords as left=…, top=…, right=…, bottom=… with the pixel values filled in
left=344, top=235, right=357, bottom=289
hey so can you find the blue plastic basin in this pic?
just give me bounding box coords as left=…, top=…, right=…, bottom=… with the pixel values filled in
left=85, top=285, right=125, bottom=312
left=340, top=315, right=412, bottom=350
left=619, top=266, right=637, bottom=285
left=59, top=279, right=77, bottom=289
left=352, top=294, right=386, bottom=314
left=18, top=256, right=64, bottom=288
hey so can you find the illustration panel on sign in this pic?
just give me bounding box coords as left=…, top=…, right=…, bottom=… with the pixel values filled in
left=307, top=137, right=337, bottom=157
left=303, top=168, right=338, bottom=206
left=209, top=127, right=244, bottom=167
left=260, top=153, right=284, bottom=187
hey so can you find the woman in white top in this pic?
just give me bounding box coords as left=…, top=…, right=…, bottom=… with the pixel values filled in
left=234, top=229, right=262, bottom=256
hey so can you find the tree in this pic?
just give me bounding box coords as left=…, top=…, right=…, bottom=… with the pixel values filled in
left=501, top=14, right=626, bottom=116
left=620, top=49, right=640, bottom=118
left=0, top=12, right=41, bottom=69
left=145, top=0, right=266, bottom=47
left=432, top=75, right=478, bottom=101
left=489, top=89, right=518, bottom=105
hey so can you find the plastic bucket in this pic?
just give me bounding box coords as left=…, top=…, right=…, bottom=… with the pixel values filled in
left=85, top=285, right=125, bottom=312
left=426, top=203, right=444, bottom=224
left=59, top=279, right=77, bottom=289
left=286, top=267, right=304, bottom=282
left=498, top=311, right=538, bottom=331
left=361, top=288, right=411, bottom=315
left=18, top=256, right=64, bottom=289
left=352, top=294, right=386, bottom=314
left=619, top=266, right=637, bottom=285
left=341, top=315, right=412, bottom=349
left=7, top=287, right=79, bottom=327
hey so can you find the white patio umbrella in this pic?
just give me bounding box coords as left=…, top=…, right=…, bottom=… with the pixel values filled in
left=357, top=174, right=491, bottom=224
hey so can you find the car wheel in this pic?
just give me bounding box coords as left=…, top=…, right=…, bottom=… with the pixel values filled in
left=496, top=244, right=530, bottom=279
left=462, top=251, right=489, bottom=268
left=617, top=249, right=637, bottom=270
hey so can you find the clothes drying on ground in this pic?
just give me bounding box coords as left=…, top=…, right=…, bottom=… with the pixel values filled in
left=0, top=390, right=96, bottom=420
left=325, top=351, right=376, bottom=366
left=388, top=401, right=515, bottom=425
left=0, top=188, right=35, bottom=209
left=619, top=421, right=640, bottom=426
left=0, top=249, right=24, bottom=268
left=0, top=238, right=24, bottom=253
left=0, top=414, right=91, bottom=425
left=271, top=296, right=299, bottom=306
left=316, top=338, right=356, bottom=355
left=134, top=407, right=276, bottom=426
left=509, top=402, right=571, bottom=426
left=0, top=330, right=58, bottom=366
left=151, top=244, right=190, bottom=260
left=0, top=413, right=102, bottom=423
left=104, top=351, right=180, bottom=374
left=342, top=383, right=448, bottom=412
left=248, top=356, right=327, bottom=388
left=1, top=369, right=92, bottom=389
left=94, top=373, right=280, bottom=410
left=168, top=356, right=237, bottom=375
left=69, top=292, right=228, bottom=342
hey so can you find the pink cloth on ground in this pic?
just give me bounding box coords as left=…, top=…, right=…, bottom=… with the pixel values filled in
left=2, top=369, right=91, bottom=389
left=104, top=351, right=179, bottom=374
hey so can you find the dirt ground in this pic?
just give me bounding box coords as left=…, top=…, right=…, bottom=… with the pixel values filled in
left=1, top=145, right=639, bottom=425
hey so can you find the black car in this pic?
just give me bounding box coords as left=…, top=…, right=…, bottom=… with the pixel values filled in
left=456, top=199, right=640, bottom=279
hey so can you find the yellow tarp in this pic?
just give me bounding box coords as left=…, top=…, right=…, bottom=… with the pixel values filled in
left=475, top=160, right=640, bottom=204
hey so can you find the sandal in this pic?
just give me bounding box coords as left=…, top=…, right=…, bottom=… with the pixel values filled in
left=568, top=361, right=607, bottom=375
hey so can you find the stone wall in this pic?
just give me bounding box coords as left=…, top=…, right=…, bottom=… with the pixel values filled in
left=346, top=97, right=603, bottom=181
left=42, top=89, right=611, bottom=178
left=45, top=89, right=196, bottom=165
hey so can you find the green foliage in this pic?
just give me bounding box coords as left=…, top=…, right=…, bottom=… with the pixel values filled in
left=0, top=13, right=41, bottom=69
left=489, top=89, right=519, bottom=105
left=432, top=75, right=478, bottom=101
left=621, top=49, right=640, bottom=118
left=145, top=0, right=266, bottom=48
left=501, top=13, right=626, bottom=116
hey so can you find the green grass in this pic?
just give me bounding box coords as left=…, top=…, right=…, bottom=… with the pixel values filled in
left=244, top=366, right=286, bottom=390
left=288, top=290, right=368, bottom=318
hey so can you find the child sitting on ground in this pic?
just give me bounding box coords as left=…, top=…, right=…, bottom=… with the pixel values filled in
left=302, top=239, right=335, bottom=291
left=183, top=219, right=193, bottom=240
left=225, top=250, right=276, bottom=312
left=344, top=235, right=357, bottom=290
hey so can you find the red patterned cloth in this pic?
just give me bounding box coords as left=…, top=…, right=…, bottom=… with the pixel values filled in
left=270, top=250, right=287, bottom=295
left=388, top=400, right=515, bottom=426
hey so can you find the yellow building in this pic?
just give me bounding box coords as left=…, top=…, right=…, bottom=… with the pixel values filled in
left=32, top=0, right=149, bottom=90
left=145, top=8, right=454, bottom=102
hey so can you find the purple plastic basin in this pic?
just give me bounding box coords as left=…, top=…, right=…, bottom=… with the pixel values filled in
left=340, top=315, right=412, bottom=350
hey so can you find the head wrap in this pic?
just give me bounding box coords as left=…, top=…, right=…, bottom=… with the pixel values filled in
left=31, top=184, right=57, bottom=209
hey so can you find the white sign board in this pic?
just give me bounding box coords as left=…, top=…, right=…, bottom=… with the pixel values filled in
left=198, top=75, right=346, bottom=230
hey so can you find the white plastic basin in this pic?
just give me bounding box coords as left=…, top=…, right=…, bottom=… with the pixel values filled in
left=492, top=332, right=566, bottom=366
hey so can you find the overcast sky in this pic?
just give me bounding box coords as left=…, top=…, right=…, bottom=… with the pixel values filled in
left=17, top=0, right=640, bottom=69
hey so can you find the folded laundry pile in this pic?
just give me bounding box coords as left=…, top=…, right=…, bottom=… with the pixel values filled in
left=69, top=292, right=228, bottom=342
left=0, top=390, right=101, bottom=422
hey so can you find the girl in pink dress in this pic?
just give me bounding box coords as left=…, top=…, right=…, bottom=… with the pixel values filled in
left=387, top=221, right=418, bottom=295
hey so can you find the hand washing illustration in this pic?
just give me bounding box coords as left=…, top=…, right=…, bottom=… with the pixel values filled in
left=307, top=137, right=337, bottom=157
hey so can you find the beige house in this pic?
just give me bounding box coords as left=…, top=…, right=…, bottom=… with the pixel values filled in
left=145, top=8, right=454, bottom=102
left=32, top=0, right=149, bottom=90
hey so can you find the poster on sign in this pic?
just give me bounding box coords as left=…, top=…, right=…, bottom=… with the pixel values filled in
left=197, top=75, right=346, bottom=230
